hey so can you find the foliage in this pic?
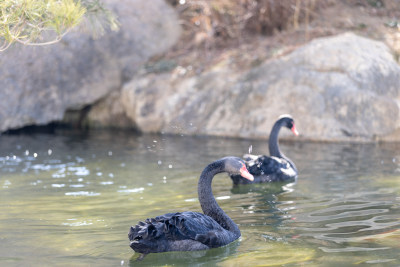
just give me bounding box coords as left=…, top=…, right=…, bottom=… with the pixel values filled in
left=168, top=0, right=327, bottom=48
left=82, top=0, right=119, bottom=37
left=0, top=0, right=118, bottom=51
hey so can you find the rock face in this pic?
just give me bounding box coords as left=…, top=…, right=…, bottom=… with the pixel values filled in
left=88, top=32, right=400, bottom=142
left=0, top=0, right=180, bottom=132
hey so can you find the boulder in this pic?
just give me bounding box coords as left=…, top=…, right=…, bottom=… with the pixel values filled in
left=0, top=0, right=180, bottom=132
left=91, top=32, right=400, bottom=142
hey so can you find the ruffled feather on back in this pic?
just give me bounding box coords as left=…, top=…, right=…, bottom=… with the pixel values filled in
left=129, top=211, right=237, bottom=254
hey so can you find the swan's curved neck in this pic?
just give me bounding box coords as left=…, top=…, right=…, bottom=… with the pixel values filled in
left=198, top=160, right=240, bottom=236
left=269, top=122, right=284, bottom=158
left=268, top=120, right=297, bottom=171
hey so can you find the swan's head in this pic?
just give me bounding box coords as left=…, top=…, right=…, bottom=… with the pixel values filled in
left=223, top=157, right=254, bottom=181
left=278, top=115, right=299, bottom=136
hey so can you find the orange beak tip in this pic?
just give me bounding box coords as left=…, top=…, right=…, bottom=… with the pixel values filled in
left=248, top=174, right=254, bottom=181
left=240, top=167, right=254, bottom=181
left=292, top=126, right=299, bottom=136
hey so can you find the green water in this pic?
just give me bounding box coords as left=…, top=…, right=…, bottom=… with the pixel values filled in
left=0, top=131, right=399, bottom=266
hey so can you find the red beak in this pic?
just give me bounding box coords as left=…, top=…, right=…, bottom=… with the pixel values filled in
left=240, top=165, right=254, bottom=181
left=291, top=124, right=299, bottom=136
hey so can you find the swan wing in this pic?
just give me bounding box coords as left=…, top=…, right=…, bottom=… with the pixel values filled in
left=246, top=155, right=281, bottom=175
left=242, top=154, right=259, bottom=161
left=129, top=211, right=227, bottom=252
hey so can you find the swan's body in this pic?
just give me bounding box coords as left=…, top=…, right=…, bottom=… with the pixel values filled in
left=129, top=157, right=254, bottom=255
left=231, top=115, right=298, bottom=185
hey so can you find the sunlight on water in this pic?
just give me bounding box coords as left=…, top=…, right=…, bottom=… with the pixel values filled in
left=0, top=132, right=399, bottom=266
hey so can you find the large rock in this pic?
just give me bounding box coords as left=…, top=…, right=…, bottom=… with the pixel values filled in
left=0, top=0, right=180, bottom=132
left=88, top=32, right=400, bottom=142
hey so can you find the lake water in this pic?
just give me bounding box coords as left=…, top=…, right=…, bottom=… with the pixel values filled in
left=0, top=131, right=399, bottom=266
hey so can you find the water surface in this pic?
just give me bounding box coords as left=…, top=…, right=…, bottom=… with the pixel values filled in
left=0, top=131, right=399, bottom=266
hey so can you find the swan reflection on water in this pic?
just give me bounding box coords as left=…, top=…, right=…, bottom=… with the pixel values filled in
left=230, top=181, right=298, bottom=229
left=230, top=181, right=295, bottom=195
left=129, top=239, right=240, bottom=266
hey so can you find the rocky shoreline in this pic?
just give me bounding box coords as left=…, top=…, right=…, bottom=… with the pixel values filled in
left=1, top=1, right=400, bottom=142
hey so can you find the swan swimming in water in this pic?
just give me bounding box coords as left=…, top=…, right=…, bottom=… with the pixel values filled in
left=129, top=157, right=254, bottom=255
left=230, top=115, right=299, bottom=185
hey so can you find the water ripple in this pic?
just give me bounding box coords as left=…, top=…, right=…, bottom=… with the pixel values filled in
left=65, top=191, right=101, bottom=196
left=117, top=187, right=144, bottom=193
left=319, top=246, right=390, bottom=253
left=281, top=191, right=400, bottom=250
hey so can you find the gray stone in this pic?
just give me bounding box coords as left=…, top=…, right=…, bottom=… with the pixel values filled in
left=0, top=0, right=180, bottom=132
left=99, top=32, right=400, bottom=142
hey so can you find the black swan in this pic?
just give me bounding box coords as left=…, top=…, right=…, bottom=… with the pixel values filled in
left=128, top=157, right=254, bottom=255
left=231, top=115, right=299, bottom=185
